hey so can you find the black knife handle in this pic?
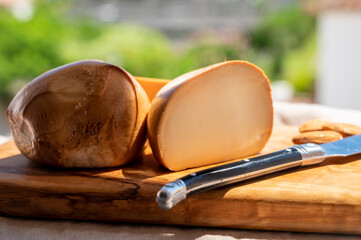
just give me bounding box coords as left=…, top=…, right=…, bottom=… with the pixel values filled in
left=181, top=147, right=302, bottom=196
left=156, top=143, right=326, bottom=210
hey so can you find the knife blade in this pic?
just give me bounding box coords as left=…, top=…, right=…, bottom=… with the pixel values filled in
left=156, top=134, right=361, bottom=210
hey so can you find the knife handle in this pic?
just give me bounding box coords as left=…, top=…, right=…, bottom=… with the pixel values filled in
left=156, top=143, right=326, bottom=210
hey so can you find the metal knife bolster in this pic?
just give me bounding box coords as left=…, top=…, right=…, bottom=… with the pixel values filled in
left=293, top=143, right=326, bottom=166
left=156, top=143, right=326, bottom=210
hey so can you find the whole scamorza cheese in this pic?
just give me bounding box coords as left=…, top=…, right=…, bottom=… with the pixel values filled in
left=7, top=60, right=150, bottom=168
left=147, top=61, right=273, bottom=171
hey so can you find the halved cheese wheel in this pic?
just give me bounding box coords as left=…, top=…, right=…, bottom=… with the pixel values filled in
left=147, top=61, right=273, bottom=171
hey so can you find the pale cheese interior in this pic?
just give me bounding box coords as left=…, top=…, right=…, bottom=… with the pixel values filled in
left=158, top=64, right=273, bottom=171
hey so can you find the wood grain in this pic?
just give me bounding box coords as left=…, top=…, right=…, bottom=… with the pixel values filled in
left=1, top=126, right=361, bottom=234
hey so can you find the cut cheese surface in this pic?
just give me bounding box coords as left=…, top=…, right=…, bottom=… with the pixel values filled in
left=147, top=61, right=273, bottom=171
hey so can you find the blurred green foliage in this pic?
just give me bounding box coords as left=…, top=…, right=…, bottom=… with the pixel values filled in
left=0, top=2, right=66, bottom=101
left=0, top=1, right=316, bottom=103
left=250, top=5, right=316, bottom=92
left=60, top=25, right=177, bottom=78
left=281, top=34, right=316, bottom=92
left=0, top=1, right=180, bottom=102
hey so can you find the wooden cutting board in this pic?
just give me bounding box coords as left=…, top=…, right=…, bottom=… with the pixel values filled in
left=1, top=126, right=361, bottom=234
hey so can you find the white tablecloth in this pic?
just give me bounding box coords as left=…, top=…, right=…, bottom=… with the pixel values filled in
left=1, top=102, right=361, bottom=240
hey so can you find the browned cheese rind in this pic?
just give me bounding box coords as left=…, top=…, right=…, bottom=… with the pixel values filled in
left=7, top=60, right=150, bottom=168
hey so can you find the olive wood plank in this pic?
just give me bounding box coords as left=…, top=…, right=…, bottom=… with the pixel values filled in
left=0, top=126, right=361, bottom=234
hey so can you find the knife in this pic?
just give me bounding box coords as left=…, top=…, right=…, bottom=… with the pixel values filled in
left=156, top=134, right=361, bottom=210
